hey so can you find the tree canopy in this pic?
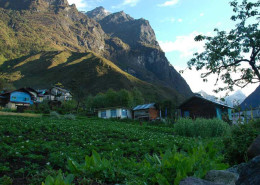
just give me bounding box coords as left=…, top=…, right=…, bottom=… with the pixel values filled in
left=188, top=0, right=260, bottom=92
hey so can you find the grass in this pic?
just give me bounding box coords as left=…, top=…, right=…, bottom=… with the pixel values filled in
left=0, top=116, right=224, bottom=184
left=0, top=111, right=42, bottom=117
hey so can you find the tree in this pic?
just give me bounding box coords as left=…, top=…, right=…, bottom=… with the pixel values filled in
left=188, top=0, right=260, bottom=92
left=68, top=80, right=85, bottom=113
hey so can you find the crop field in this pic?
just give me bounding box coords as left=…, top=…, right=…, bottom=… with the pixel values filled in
left=0, top=116, right=226, bottom=184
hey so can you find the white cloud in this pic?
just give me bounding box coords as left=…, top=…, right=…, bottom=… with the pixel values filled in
left=159, top=31, right=208, bottom=58
left=200, top=13, right=204, bottom=17
left=158, top=0, right=179, bottom=7
left=68, top=0, right=103, bottom=10
left=178, top=18, right=183, bottom=22
left=112, top=0, right=140, bottom=9
left=122, top=0, right=139, bottom=7
left=68, top=0, right=89, bottom=9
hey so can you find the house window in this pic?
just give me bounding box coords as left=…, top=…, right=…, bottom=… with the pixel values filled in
left=24, top=97, right=29, bottom=101
left=101, top=111, right=106, bottom=118
left=122, top=109, right=127, bottom=117
left=111, top=109, right=117, bottom=117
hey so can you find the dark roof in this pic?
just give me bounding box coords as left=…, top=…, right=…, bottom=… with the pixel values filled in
left=133, top=103, right=156, bottom=111
left=179, top=95, right=233, bottom=109
left=0, top=88, right=37, bottom=98
left=51, top=86, right=71, bottom=93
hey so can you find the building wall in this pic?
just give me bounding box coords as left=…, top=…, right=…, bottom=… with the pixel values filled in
left=98, top=108, right=132, bottom=119
left=134, top=108, right=159, bottom=120
left=10, top=92, right=33, bottom=104
left=6, top=102, right=17, bottom=109
left=149, top=108, right=159, bottom=120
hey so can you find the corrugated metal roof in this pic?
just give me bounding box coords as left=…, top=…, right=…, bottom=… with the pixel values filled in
left=133, top=103, right=155, bottom=111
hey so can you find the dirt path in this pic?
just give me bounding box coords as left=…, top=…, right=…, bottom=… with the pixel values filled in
left=0, top=111, right=42, bottom=117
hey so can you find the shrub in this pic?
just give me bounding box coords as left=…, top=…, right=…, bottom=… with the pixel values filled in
left=50, top=111, right=61, bottom=119
left=64, top=114, right=76, bottom=120
left=174, top=118, right=230, bottom=138
left=1, top=108, right=15, bottom=112
left=31, top=101, right=51, bottom=114
left=223, top=119, right=260, bottom=165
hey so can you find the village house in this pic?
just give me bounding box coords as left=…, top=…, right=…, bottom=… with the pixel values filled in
left=0, top=88, right=38, bottom=109
left=97, top=107, right=132, bottom=119
left=178, top=95, right=233, bottom=120
left=37, top=87, right=72, bottom=101
left=50, top=87, right=72, bottom=101
left=133, top=103, right=159, bottom=121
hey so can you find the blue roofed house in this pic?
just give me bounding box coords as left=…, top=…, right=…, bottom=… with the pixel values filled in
left=0, top=88, right=38, bottom=109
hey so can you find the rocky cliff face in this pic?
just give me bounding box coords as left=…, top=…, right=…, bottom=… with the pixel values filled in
left=86, top=6, right=111, bottom=21
left=0, top=0, right=69, bottom=11
left=98, top=10, right=159, bottom=48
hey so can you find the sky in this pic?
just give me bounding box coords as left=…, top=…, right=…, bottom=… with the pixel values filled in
left=67, top=0, right=259, bottom=97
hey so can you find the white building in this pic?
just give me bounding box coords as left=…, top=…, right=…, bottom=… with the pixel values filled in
left=97, top=107, right=132, bottom=119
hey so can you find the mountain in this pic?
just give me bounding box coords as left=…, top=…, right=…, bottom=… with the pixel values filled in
left=0, top=0, right=193, bottom=102
left=241, top=85, right=260, bottom=110
left=198, top=90, right=218, bottom=102
left=86, top=6, right=111, bottom=21
left=197, top=90, right=246, bottom=107
left=225, top=90, right=246, bottom=107
left=86, top=7, right=192, bottom=97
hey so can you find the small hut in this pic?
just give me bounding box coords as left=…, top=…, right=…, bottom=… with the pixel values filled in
left=133, top=103, right=159, bottom=121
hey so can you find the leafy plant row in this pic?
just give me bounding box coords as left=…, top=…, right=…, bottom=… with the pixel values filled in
left=43, top=142, right=228, bottom=185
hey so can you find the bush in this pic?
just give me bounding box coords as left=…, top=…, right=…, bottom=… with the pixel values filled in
left=0, top=108, right=15, bottom=112
left=50, top=111, right=61, bottom=119
left=174, top=118, right=230, bottom=138
left=31, top=101, right=51, bottom=114
left=223, top=119, right=260, bottom=165
left=64, top=114, right=76, bottom=120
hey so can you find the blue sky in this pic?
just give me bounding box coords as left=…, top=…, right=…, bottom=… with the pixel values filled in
left=68, top=0, right=259, bottom=96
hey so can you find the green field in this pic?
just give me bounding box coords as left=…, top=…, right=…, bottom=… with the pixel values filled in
left=0, top=116, right=227, bottom=185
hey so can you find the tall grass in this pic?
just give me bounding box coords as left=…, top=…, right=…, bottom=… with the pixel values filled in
left=174, top=118, right=230, bottom=138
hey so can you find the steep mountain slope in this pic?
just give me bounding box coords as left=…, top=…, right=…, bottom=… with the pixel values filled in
left=0, top=0, right=193, bottom=102
left=241, top=85, right=260, bottom=110
left=0, top=0, right=107, bottom=60
left=0, top=51, right=184, bottom=102
left=87, top=7, right=192, bottom=97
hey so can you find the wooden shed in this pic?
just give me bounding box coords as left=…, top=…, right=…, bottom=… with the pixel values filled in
left=178, top=95, right=233, bottom=120
left=133, top=103, right=159, bottom=121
